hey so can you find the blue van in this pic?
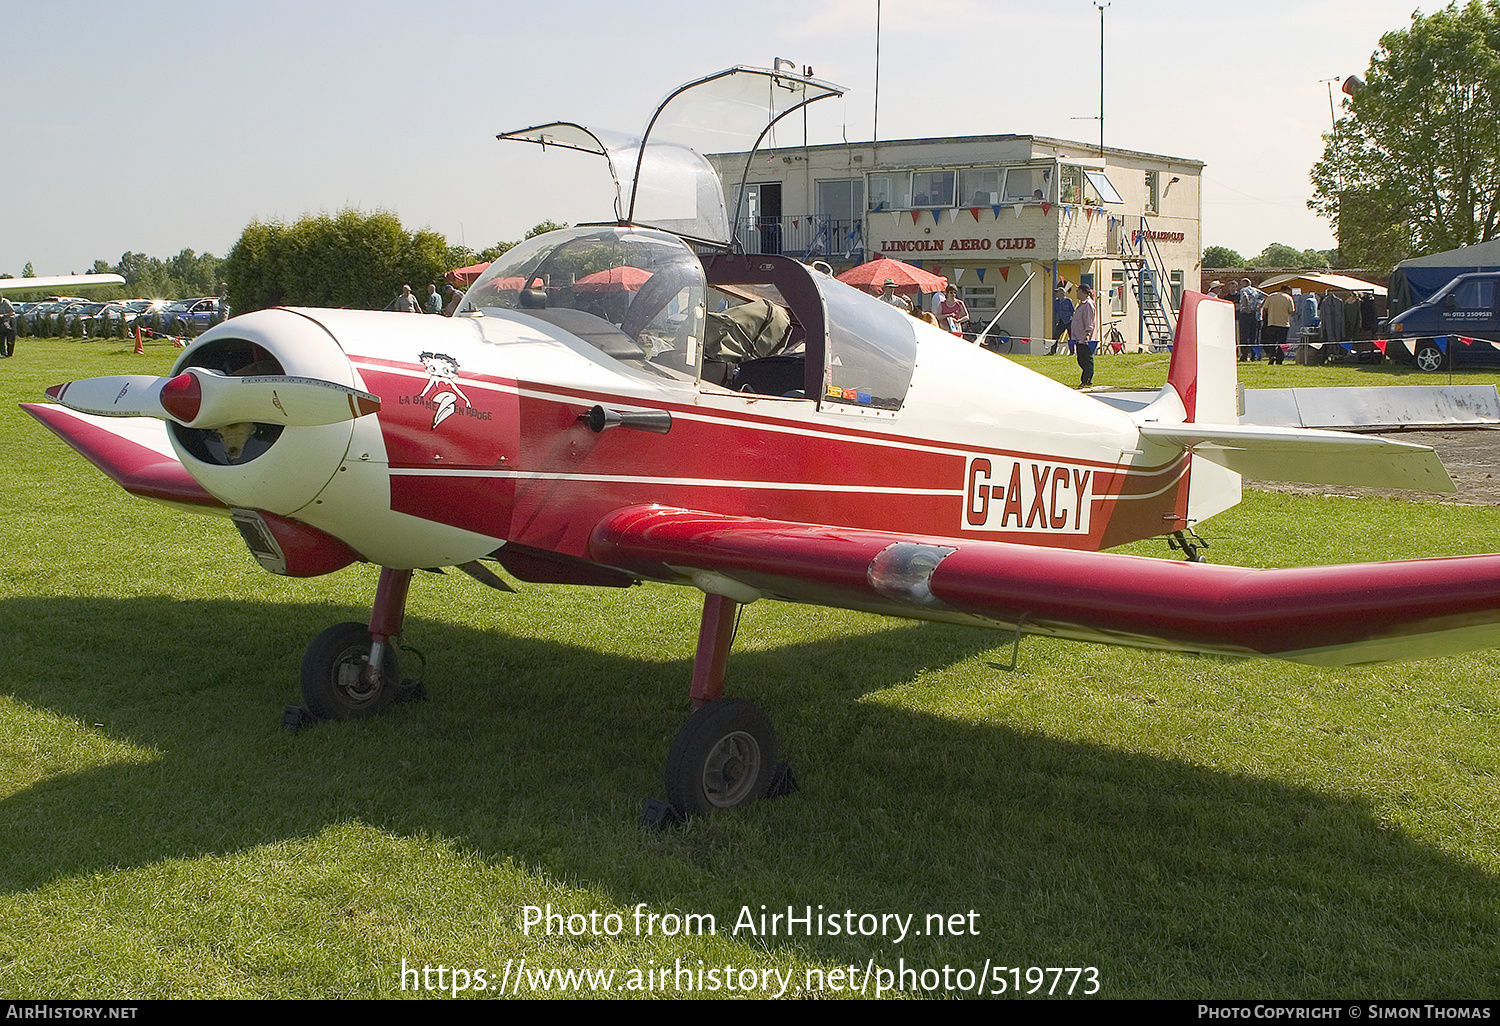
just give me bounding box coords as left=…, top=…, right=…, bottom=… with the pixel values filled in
left=1385, top=272, right=1500, bottom=370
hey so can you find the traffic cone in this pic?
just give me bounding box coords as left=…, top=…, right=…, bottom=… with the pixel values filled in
left=133, top=328, right=145, bottom=355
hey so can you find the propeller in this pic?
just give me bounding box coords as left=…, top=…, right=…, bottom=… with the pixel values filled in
left=45, top=368, right=379, bottom=430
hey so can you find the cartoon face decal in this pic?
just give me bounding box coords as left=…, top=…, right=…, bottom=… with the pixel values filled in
left=418, top=351, right=471, bottom=428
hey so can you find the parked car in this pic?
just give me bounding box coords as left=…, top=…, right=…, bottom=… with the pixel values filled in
left=22, top=298, right=85, bottom=336
left=1385, top=272, right=1500, bottom=370
left=164, top=297, right=224, bottom=336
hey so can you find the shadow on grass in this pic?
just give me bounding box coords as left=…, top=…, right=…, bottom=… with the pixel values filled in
left=3, top=594, right=1498, bottom=996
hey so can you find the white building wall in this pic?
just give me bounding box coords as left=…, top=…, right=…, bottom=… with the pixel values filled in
left=710, top=134, right=1204, bottom=354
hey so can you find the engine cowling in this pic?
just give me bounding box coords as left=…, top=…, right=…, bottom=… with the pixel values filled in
left=166, top=308, right=364, bottom=515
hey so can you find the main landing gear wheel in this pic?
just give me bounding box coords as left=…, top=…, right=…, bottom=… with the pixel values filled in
left=300, top=621, right=399, bottom=720
left=664, top=698, right=776, bottom=816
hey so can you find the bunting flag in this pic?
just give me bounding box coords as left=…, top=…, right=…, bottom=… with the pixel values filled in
left=931, top=209, right=941, bottom=225
left=1062, top=204, right=1072, bottom=219
left=975, top=268, right=986, bottom=283
left=931, top=264, right=941, bottom=276
left=1014, top=204, right=1023, bottom=218
left=910, top=211, right=921, bottom=225
left=1084, top=207, right=1094, bottom=220
left=1041, top=202, right=1052, bottom=215
left=892, top=212, right=901, bottom=228
left=1437, top=335, right=1449, bottom=352
left=999, top=267, right=1010, bottom=282
left=948, top=208, right=961, bottom=223
left=969, top=207, right=981, bottom=221
left=791, top=219, right=799, bottom=229
left=1372, top=338, right=1388, bottom=353
left=952, top=268, right=965, bottom=284
left=991, top=204, right=1002, bottom=220
left=1462, top=335, right=1476, bottom=346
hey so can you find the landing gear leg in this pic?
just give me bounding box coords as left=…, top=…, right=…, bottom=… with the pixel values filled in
left=295, top=568, right=424, bottom=723
left=1169, top=529, right=1209, bottom=563
left=641, top=594, right=795, bottom=829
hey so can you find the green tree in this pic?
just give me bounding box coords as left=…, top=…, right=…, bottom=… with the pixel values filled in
left=1250, top=243, right=1332, bottom=268
left=525, top=220, right=569, bottom=240
left=22, top=263, right=34, bottom=278
left=222, top=208, right=450, bottom=314
left=1202, top=246, right=1244, bottom=268
left=1310, top=1, right=1500, bottom=271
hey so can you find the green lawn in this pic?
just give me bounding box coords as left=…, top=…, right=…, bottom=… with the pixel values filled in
left=1011, top=348, right=1500, bottom=391
left=2, top=339, right=1499, bottom=999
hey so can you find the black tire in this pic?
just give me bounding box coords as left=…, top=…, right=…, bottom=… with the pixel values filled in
left=981, top=329, right=1014, bottom=354
left=169, top=318, right=189, bottom=337
left=1415, top=339, right=1445, bottom=372
left=300, top=621, right=398, bottom=720
left=664, top=698, right=776, bottom=815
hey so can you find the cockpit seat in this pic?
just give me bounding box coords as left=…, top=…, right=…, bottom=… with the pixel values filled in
left=730, top=354, right=806, bottom=397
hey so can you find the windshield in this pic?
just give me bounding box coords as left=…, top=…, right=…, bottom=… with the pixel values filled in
left=458, top=226, right=706, bottom=379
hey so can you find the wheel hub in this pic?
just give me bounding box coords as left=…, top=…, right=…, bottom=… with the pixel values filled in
left=701, top=731, right=761, bottom=807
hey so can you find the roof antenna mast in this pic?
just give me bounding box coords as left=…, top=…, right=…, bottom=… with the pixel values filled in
left=873, top=0, right=882, bottom=144
left=1096, top=2, right=1109, bottom=157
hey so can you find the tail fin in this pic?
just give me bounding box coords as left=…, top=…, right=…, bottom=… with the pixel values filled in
left=1140, top=293, right=1453, bottom=526
left=1140, top=291, right=1243, bottom=529
left=1165, top=291, right=1239, bottom=424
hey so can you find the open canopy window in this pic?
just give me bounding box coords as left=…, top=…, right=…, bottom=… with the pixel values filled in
left=497, top=67, right=844, bottom=248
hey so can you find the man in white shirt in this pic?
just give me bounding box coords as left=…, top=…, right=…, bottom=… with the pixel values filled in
left=877, top=278, right=911, bottom=311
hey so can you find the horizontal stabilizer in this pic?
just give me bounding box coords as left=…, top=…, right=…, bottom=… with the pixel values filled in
left=45, top=368, right=379, bottom=429
left=1139, top=422, right=1455, bottom=492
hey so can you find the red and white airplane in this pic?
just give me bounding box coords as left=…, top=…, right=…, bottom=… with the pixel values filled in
left=23, top=68, right=1500, bottom=822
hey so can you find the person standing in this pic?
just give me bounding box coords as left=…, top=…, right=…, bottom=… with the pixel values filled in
left=0, top=295, right=16, bottom=357
left=1071, top=284, right=1097, bottom=387
left=425, top=284, right=443, bottom=314
left=1051, top=285, right=1074, bottom=354
left=1260, top=287, right=1295, bottom=365
left=389, top=284, right=422, bottom=313
left=877, top=277, right=912, bottom=311
left=1237, top=277, right=1265, bottom=360
left=442, top=284, right=464, bottom=316
left=938, top=285, right=969, bottom=336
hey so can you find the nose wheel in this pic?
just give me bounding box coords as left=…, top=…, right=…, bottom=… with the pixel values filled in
left=293, top=567, right=423, bottom=724
left=300, top=621, right=401, bottom=719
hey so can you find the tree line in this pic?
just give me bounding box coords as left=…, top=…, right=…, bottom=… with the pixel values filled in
left=2, top=211, right=567, bottom=311
left=1310, top=1, right=1500, bottom=272
left=1202, top=243, right=1341, bottom=270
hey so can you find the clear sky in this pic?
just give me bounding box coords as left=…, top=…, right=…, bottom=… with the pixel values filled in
left=1, top=0, right=1428, bottom=276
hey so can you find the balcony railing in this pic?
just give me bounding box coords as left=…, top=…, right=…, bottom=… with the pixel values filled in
left=732, top=216, right=864, bottom=261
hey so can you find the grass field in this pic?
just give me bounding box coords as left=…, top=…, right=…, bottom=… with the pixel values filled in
left=3, top=339, right=1500, bottom=999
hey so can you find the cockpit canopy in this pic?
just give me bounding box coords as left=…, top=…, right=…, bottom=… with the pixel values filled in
left=458, top=226, right=707, bottom=377
left=458, top=225, right=920, bottom=413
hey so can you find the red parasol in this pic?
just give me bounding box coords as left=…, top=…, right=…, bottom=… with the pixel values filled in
left=574, top=266, right=654, bottom=292
left=836, top=257, right=948, bottom=297
left=446, top=262, right=492, bottom=286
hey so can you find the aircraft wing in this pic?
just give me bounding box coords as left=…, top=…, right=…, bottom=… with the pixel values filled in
left=589, top=505, right=1500, bottom=667
left=1140, top=422, right=1455, bottom=492
left=22, top=402, right=224, bottom=511
left=0, top=273, right=125, bottom=293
